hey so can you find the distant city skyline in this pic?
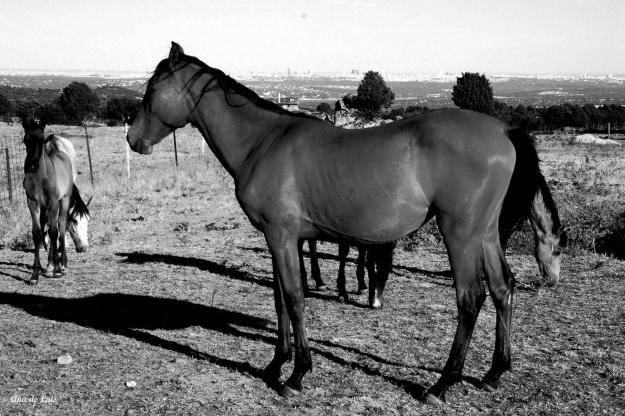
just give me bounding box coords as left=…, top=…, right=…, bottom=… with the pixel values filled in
left=1, top=0, right=623, bottom=75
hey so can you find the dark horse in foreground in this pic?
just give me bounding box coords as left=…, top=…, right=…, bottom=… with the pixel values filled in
left=127, top=43, right=566, bottom=404
left=22, top=116, right=91, bottom=285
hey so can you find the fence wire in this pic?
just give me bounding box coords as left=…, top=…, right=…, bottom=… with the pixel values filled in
left=0, top=135, right=25, bottom=203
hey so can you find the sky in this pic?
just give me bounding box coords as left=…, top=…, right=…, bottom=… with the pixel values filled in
left=1, top=0, right=623, bottom=75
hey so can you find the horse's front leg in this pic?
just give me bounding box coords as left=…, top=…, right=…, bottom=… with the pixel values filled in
left=26, top=199, right=43, bottom=284
left=263, top=257, right=292, bottom=385
left=265, top=231, right=312, bottom=396
left=337, top=242, right=350, bottom=302
left=356, top=245, right=367, bottom=294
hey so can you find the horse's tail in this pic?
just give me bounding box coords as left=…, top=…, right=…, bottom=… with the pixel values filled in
left=500, top=128, right=564, bottom=243
left=500, top=128, right=566, bottom=285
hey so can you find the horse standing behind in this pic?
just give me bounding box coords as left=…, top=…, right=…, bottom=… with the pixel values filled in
left=21, top=117, right=90, bottom=285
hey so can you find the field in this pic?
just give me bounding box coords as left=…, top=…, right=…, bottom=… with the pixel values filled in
left=0, top=122, right=623, bottom=415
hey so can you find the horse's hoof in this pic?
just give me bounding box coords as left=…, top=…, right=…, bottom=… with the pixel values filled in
left=424, top=392, right=445, bottom=406
left=27, top=278, right=39, bottom=286
left=316, top=285, right=328, bottom=292
left=338, top=296, right=348, bottom=303
left=480, top=379, right=498, bottom=392
left=52, top=271, right=65, bottom=278
left=357, top=289, right=367, bottom=295
left=279, top=384, right=301, bottom=398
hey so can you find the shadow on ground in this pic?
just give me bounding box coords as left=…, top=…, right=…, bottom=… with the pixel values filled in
left=0, top=291, right=453, bottom=399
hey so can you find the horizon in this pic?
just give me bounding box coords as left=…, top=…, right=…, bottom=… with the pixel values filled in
left=1, top=1, right=623, bottom=75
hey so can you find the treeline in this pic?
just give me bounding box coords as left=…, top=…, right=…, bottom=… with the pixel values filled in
left=378, top=102, right=625, bottom=132
left=0, top=82, right=141, bottom=126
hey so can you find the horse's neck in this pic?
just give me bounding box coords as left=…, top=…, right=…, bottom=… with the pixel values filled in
left=189, top=90, right=288, bottom=179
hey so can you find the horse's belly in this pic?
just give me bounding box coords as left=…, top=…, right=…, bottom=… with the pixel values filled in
left=312, top=186, right=430, bottom=243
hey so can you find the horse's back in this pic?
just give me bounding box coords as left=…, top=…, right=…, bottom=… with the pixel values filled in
left=45, top=148, right=74, bottom=199
left=46, top=135, right=77, bottom=182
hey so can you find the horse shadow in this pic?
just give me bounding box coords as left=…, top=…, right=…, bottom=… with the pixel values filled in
left=116, top=251, right=373, bottom=306
left=0, top=291, right=472, bottom=400
left=116, top=251, right=273, bottom=288
left=0, top=260, right=32, bottom=283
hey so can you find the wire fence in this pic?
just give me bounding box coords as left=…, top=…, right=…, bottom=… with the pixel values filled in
left=0, top=134, right=25, bottom=203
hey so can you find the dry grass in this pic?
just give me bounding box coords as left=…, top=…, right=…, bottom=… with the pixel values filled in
left=0, top=123, right=623, bottom=415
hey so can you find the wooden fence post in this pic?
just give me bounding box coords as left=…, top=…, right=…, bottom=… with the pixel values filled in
left=84, top=125, right=94, bottom=187
left=124, top=124, right=130, bottom=178
left=5, top=148, right=12, bottom=202
left=173, top=131, right=179, bottom=169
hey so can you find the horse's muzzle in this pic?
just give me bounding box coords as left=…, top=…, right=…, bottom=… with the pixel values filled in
left=127, top=136, right=153, bottom=155
left=24, top=161, right=39, bottom=173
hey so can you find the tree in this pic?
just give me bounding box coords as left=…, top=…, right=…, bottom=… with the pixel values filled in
left=58, top=82, right=100, bottom=125
left=106, top=97, right=141, bottom=122
left=351, top=71, right=395, bottom=120
left=36, top=102, right=67, bottom=125
left=0, top=94, right=10, bottom=116
left=452, top=72, right=494, bottom=114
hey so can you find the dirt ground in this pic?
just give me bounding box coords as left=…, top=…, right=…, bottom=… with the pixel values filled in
left=0, top=124, right=623, bottom=415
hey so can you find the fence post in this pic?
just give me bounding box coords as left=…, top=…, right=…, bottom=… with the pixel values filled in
left=124, top=123, right=130, bottom=178
left=173, top=131, right=179, bottom=169
left=84, top=125, right=94, bottom=187
left=5, top=148, right=12, bottom=202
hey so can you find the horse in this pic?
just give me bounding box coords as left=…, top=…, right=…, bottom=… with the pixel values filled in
left=300, top=240, right=392, bottom=308
left=127, top=43, right=567, bottom=404
left=304, top=165, right=566, bottom=307
left=22, top=116, right=90, bottom=285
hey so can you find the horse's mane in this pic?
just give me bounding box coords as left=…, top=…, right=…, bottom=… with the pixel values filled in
left=149, top=55, right=324, bottom=123
left=69, top=184, right=90, bottom=219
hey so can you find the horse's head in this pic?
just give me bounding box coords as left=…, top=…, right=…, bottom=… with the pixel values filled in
left=127, top=42, right=192, bottom=154
left=535, top=225, right=567, bottom=287
left=67, top=192, right=92, bottom=253
left=22, top=116, right=46, bottom=173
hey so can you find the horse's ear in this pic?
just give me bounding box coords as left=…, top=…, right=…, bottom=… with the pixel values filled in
left=557, top=225, right=568, bottom=248
left=21, top=115, right=31, bottom=130
left=169, top=42, right=184, bottom=65
left=39, top=120, right=46, bottom=131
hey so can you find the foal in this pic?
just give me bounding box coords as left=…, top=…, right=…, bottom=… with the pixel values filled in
left=22, top=117, right=89, bottom=284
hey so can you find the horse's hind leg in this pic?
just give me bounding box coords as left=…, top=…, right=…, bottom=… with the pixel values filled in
left=425, top=219, right=486, bottom=404
left=26, top=200, right=43, bottom=284
left=58, top=196, right=70, bottom=272
left=481, top=239, right=515, bottom=391
left=355, top=245, right=367, bottom=294
left=46, top=201, right=63, bottom=278
left=337, top=242, right=350, bottom=302
left=308, top=240, right=326, bottom=290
